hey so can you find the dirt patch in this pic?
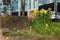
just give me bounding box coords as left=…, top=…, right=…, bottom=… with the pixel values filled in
left=1, top=16, right=29, bottom=30
left=3, top=35, right=60, bottom=40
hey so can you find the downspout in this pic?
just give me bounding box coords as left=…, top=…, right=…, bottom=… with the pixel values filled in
left=21, top=0, right=25, bottom=17
left=1, top=0, right=4, bottom=15
left=27, top=0, right=29, bottom=17
left=18, top=0, right=20, bottom=16
left=54, top=0, right=57, bottom=20
left=9, top=3, right=11, bottom=15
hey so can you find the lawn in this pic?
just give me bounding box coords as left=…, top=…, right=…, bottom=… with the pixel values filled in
left=49, top=22, right=60, bottom=35
left=29, top=20, right=60, bottom=36
left=35, top=22, right=60, bottom=35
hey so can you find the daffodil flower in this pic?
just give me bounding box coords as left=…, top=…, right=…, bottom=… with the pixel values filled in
left=45, top=24, right=49, bottom=27
left=41, top=9, right=45, bottom=12
left=41, top=9, right=47, bottom=14
left=33, top=8, right=38, bottom=17
left=40, top=10, right=43, bottom=13
left=43, top=10, right=47, bottom=14
left=33, top=8, right=38, bottom=13
left=48, top=8, right=52, bottom=11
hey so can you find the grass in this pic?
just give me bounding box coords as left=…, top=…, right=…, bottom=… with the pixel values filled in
left=50, top=22, right=60, bottom=35
left=31, top=22, right=60, bottom=36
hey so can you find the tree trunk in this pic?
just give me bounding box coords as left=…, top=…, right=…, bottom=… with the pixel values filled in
left=21, top=0, right=25, bottom=17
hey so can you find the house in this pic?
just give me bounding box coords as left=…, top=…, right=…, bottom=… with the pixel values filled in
left=11, top=0, right=54, bottom=16
left=0, top=0, right=11, bottom=15
left=0, top=0, right=60, bottom=19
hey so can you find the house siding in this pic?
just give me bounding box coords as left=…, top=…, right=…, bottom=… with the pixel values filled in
left=1, top=0, right=60, bottom=18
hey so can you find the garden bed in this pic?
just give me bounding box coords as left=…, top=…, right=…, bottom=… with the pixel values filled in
left=1, top=15, right=29, bottom=30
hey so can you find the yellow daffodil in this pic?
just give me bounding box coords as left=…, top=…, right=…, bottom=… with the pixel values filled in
left=33, top=8, right=38, bottom=17
left=45, top=24, right=49, bottom=27
left=45, top=24, right=49, bottom=29
left=34, top=13, right=36, bottom=16
left=33, top=8, right=38, bottom=13
left=41, top=9, right=47, bottom=14
left=40, top=10, right=43, bottom=13
left=48, top=8, right=52, bottom=11
left=43, top=10, right=47, bottom=14
left=34, top=10, right=37, bottom=13
left=41, top=9, right=45, bottom=12
left=39, top=10, right=43, bottom=16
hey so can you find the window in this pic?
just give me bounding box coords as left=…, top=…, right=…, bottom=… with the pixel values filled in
left=0, top=3, right=2, bottom=9
left=29, top=0, right=34, bottom=10
left=38, top=0, right=44, bottom=5
left=46, top=0, right=54, bottom=4
left=29, top=0, right=31, bottom=10
left=57, top=2, right=60, bottom=12
left=25, top=0, right=28, bottom=11
left=27, top=0, right=38, bottom=10
left=0, top=2, right=2, bottom=15
left=12, top=0, right=18, bottom=11
left=33, top=0, right=38, bottom=9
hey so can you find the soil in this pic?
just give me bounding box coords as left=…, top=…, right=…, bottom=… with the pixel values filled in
left=3, top=35, right=60, bottom=40
left=1, top=16, right=29, bottom=30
